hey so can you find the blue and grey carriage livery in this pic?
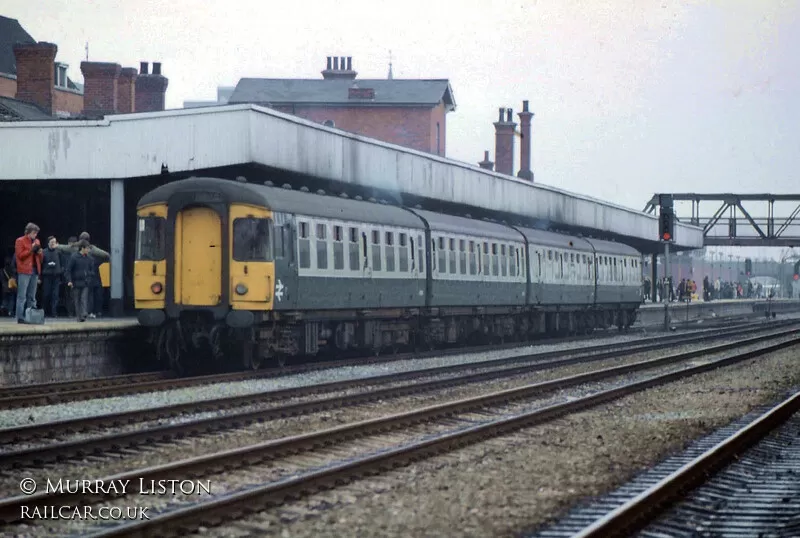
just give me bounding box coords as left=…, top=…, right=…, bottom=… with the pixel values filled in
left=134, top=176, right=644, bottom=369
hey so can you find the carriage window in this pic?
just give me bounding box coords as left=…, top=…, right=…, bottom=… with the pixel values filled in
left=511, top=247, right=518, bottom=277
left=570, top=253, right=574, bottom=263
left=438, top=237, right=447, bottom=273
left=315, top=223, right=328, bottom=269
left=417, top=234, right=425, bottom=274
left=459, top=239, right=467, bottom=274
left=548, top=250, right=553, bottom=261
left=483, top=242, right=490, bottom=275
left=348, top=227, right=360, bottom=271
left=361, top=232, right=368, bottom=268
left=500, top=245, right=507, bottom=277
left=136, top=216, right=166, bottom=261
left=298, top=221, right=311, bottom=268
left=385, top=232, right=396, bottom=272
left=448, top=237, right=456, bottom=274
left=333, top=225, right=344, bottom=270
left=372, top=231, right=382, bottom=271
left=468, top=241, right=477, bottom=275
left=398, top=233, right=409, bottom=272
left=233, top=218, right=271, bottom=262
left=491, top=243, right=499, bottom=276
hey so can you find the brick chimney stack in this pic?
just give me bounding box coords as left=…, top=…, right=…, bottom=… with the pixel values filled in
left=117, top=67, right=138, bottom=113
left=494, top=107, right=517, bottom=176
left=13, top=42, right=58, bottom=115
left=135, top=61, right=169, bottom=112
left=517, top=100, right=534, bottom=181
left=81, top=61, right=122, bottom=117
left=478, top=150, right=494, bottom=171
left=322, top=55, right=357, bottom=80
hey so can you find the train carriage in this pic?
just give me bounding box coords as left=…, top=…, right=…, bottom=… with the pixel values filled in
left=133, top=176, right=644, bottom=374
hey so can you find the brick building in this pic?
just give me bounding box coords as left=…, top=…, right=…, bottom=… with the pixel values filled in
left=0, top=15, right=168, bottom=120
left=229, top=56, right=456, bottom=156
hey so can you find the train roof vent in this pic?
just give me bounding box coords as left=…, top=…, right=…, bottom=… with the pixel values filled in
left=282, top=183, right=292, bottom=189
left=235, top=176, right=247, bottom=183
left=379, top=199, right=388, bottom=205
left=317, top=189, right=326, bottom=195
left=339, top=193, right=349, bottom=199
left=465, top=214, right=471, bottom=218
left=354, top=195, right=363, bottom=201
left=264, top=180, right=274, bottom=187
left=300, top=186, right=310, bottom=192
left=414, top=204, right=422, bottom=209
left=368, top=197, right=377, bottom=203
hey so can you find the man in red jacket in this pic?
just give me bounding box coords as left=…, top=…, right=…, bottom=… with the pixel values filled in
left=14, top=222, right=43, bottom=324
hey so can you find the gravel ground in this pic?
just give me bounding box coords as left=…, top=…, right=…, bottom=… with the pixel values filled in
left=0, top=325, right=743, bottom=428
left=198, top=344, right=800, bottom=538
left=4, top=338, right=798, bottom=537
left=0, top=336, right=762, bottom=498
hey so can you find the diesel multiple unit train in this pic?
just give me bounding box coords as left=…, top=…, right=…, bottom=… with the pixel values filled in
left=134, top=176, right=643, bottom=373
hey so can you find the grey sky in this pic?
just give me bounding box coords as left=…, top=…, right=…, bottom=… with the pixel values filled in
left=6, top=1, right=800, bottom=260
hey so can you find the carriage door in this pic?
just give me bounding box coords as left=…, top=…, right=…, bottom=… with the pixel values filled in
left=175, top=206, right=222, bottom=306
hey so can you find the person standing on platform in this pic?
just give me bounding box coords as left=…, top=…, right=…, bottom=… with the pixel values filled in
left=59, top=236, right=78, bottom=317
left=14, top=223, right=43, bottom=324
left=1, top=256, right=16, bottom=317
left=57, top=234, right=108, bottom=317
left=65, top=240, right=95, bottom=322
left=77, top=232, right=109, bottom=318
left=41, top=236, right=63, bottom=318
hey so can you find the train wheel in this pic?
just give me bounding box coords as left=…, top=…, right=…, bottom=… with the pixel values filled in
left=165, top=329, right=187, bottom=377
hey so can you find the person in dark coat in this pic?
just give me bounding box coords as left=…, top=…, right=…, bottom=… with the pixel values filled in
left=61, top=236, right=78, bottom=317
left=65, top=241, right=95, bottom=322
left=41, top=236, right=63, bottom=317
left=57, top=234, right=108, bottom=317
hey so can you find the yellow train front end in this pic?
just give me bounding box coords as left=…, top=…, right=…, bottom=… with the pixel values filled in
left=133, top=178, right=275, bottom=374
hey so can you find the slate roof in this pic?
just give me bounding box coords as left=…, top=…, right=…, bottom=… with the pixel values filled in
left=230, top=78, right=456, bottom=110
left=0, top=96, right=53, bottom=121
left=0, top=15, right=35, bottom=76
left=0, top=15, right=81, bottom=91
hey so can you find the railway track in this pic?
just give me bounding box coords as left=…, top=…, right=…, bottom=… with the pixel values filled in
left=2, top=325, right=798, bottom=536
left=542, top=390, right=800, bottom=538
left=0, top=317, right=778, bottom=411
left=0, top=321, right=794, bottom=467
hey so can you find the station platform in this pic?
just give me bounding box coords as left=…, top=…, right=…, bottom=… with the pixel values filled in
left=636, top=298, right=800, bottom=327
left=0, top=317, right=145, bottom=386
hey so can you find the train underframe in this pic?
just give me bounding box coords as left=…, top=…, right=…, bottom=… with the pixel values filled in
left=147, top=306, right=639, bottom=375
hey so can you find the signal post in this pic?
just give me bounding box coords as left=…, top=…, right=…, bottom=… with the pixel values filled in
left=659, top=195, right=675, bottom=330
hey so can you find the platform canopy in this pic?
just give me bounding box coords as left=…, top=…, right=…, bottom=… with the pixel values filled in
left=0, top=104, right=703, bottom=252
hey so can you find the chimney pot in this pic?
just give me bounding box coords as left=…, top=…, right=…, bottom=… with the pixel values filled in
left=340, top=56, right=346, bottom=70
left=347, top=56, right=352, bottom=70
left=333, top=57, right=339, bottom=70
left=326, top=56, right=332, bottom=70
left=140, top=61, right=148, bottom=74
left=498, top=108, right=504, bottom=122
left=506, top=108, right=513, bottom=122
left=152, top=62, right=161, bottom=75
left=484, top=150, right=489, bottom=160
left=523, top=100, right=529, bottom=112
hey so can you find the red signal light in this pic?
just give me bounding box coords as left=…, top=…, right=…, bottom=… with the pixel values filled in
left=662, top=232, right=671, bottom=241
left=794, top=274, right=799, bottom=281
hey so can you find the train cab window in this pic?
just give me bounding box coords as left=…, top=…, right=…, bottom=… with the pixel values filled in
left=448, top=238, right=456, bottom=275
left=333, top=225, right=344, bottom=270
left=348, top=227, right=360, bottom=271
left=371, top=230, right=382, bottom=271
left=468, top=241, right=477, bottom=275
left=136, top=216, right=166, bottom=261
left=298, top=221, right=311, bottom=268
left=398, top=233, right=409, bottom=272
left=385, top=232, right=396, bottom=272
left=315, top=223, right=328, bottom=269
left=233, top=218, right=271, bottom=262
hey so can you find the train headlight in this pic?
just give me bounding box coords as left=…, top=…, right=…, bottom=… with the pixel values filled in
left=151, top=282, right=163, bottom=294
left=235, top=283, right=248, bottom=295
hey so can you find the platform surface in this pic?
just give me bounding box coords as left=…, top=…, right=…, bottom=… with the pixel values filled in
left=0, top=317, right=139, bottom=335
left=639, top=298, right=791, bottom=310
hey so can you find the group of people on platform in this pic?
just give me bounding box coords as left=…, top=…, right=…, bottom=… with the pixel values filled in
left=642, top=275, right=770, bottom=304
left=0, top=223, right=109, bottom=323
